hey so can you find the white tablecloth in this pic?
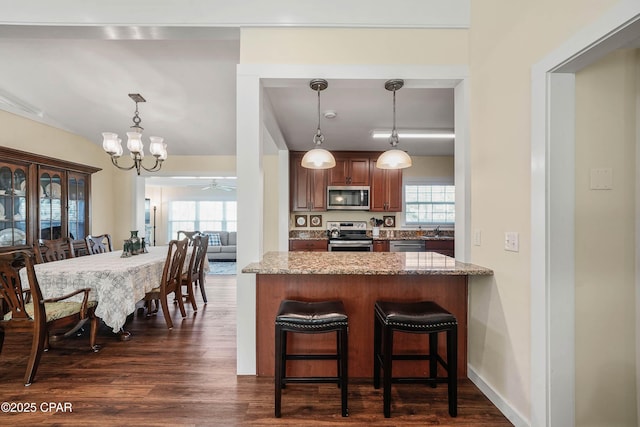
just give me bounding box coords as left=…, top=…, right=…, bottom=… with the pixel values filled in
left=20, top=246, right=170, bottom=332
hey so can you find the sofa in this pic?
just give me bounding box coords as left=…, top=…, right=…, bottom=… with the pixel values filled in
left=201, top=230, right=236, bottom=261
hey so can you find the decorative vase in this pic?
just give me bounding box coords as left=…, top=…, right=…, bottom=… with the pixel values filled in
left=130, top=230, right=141, bottom=255
left=121, top=239, right=132, bottom=258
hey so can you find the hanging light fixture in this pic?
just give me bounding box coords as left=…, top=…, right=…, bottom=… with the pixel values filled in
left=376, top=79, right=412, bottom=170
left=301, top=79, right=336, bottom=169
left=102, top=93, right=167, bottom=175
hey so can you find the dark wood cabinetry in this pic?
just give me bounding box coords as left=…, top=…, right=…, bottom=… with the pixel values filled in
left=328, top=153, right=370, bottom=186
left=290, top=152, right=327, bottom=211
left=0, top=147, right=100, bottom=251
left=372, top=240, right=389, bottom=252
left=425, top=239, right=455, bottom=257
left=369, top=157, right=402, bottom=212
left=289, top=239, right=328, bottom=252
left=290, top=151, right=403, bottom=213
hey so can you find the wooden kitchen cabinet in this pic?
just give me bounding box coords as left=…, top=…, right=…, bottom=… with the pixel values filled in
left=369, top=158, right=402, bottom=212
left=290, top=152, right=327, bottom=211
left=0, top=146, right=100, bottom=251
left=425, top=239, right=455, bottom=257
left=372, top=240, right=389, bottom=252
left=289, top=239, right=328, bottom=252
left=328, top=152, right=370, bottom=186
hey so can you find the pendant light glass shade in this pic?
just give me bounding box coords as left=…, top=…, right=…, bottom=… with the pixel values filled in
left=302, top=79, right=335, bottom=169
left=376, top=79, right=412, bottom=170
left=301, top=148, right=336, bottom=169
left=376, top=149, right=412, bottom=169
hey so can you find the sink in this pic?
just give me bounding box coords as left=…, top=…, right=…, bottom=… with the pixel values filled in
left=420, top=236, right=454, bottom=240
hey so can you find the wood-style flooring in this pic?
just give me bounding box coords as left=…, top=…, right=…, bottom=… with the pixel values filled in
left=0, top=274, right=513, bottom=426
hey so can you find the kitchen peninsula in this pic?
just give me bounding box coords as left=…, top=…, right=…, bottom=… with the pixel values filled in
left=242, top=251, right=492, bottom=378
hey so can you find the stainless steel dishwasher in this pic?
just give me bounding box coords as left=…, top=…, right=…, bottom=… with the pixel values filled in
left=389, top=240, right=426, bottom=252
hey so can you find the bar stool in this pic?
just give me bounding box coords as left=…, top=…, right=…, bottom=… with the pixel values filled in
left=373, top=300, right=458, bottom=418
left=275, top=299, right=349, bottom=418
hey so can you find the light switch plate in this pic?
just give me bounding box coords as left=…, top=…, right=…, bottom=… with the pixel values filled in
left=473, top=230, right=481, bottom=246
left=590, top=168, right=613, bottom=190
left=505, top=232, right=519, bottom=252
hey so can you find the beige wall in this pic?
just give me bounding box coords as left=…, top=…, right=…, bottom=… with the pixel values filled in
left=0, top=110, right=117, bottom=238
left=262, top=154, right=281, bottom=252
left=467, top=0, right=621, bottom=421
left=240, top=28, right=468, bottom=64
left=574, top=49, right=638, bottom=427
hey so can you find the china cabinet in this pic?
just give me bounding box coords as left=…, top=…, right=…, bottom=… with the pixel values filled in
left=0, top=147, right=100, bottom=251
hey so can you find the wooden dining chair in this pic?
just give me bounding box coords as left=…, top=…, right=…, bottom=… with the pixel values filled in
left=35, top=237, right=76, bottom=263
left=0, top=249, right=99, bottom=386
left=180, top=234, right=209, bottom=310
left=144, top=239, right=189, bottom=329
left=177, top=230, right=200, bottom=245
left=84, top=234, right=113, bottom=255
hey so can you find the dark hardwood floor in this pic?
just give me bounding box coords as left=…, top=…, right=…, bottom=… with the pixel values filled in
left=0, top=274, right=513, bottom=426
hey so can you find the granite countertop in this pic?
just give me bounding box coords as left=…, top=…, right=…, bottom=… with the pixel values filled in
left=242, top=251, right=492, bottom=276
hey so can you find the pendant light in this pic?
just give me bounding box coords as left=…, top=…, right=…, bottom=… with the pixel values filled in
left=301, top=79, right=336, bottom=169
left=376, top=79, right=412, bottom=169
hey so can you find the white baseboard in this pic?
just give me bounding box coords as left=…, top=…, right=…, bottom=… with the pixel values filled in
left=467, top=365, right=529, bottom=427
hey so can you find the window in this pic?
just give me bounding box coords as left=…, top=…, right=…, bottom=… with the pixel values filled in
left=168, top=200, right=237, bottom=239
left=404, top=184, right=455, bottom=225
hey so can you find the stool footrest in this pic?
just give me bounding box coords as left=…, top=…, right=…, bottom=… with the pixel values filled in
left=285, top=354, right=340, bottom=361
left=283, top=377, right=341, bottom=384
left=392, top=377, right=451, bottom=385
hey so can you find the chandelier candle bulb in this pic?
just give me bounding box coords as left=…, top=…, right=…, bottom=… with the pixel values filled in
left=126, top=131, right=144, bottom=154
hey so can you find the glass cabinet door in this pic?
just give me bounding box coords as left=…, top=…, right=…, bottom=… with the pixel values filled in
left=67, top=172, right=87, bottom=241
left=0, top=164, right=28, bottom=247
left=39, top=169, right=64, bottom=240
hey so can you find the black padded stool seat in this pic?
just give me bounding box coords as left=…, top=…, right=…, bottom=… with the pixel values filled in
left=275, top=299, right=349, bottom=418
left=373, top=300, right=457, bottom=418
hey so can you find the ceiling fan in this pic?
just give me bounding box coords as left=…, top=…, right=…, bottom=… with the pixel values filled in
left=201, top=179, right=235, bottom=192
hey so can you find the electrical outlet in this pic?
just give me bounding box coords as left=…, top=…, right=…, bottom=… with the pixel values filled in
left=504, top=232, right=519, bottom=252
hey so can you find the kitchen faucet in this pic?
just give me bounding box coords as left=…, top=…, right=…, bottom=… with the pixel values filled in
left=434, top=226, right=440, bottom=237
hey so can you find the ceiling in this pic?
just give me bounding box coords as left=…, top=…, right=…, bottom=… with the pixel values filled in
left=0, top=27, right=455, bottom=160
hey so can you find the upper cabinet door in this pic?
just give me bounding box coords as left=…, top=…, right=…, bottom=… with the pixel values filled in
left=290, top=152, right=327, bottom=211
left=369, top=156, right=403, bottom=212
left=327, top=153, right=370, bottom=186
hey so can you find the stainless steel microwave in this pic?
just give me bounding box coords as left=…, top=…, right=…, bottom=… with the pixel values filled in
left=327, top=186, right=370, bottom=210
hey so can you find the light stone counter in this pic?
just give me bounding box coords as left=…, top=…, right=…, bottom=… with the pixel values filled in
left=242, top=251, right=492, bottom=276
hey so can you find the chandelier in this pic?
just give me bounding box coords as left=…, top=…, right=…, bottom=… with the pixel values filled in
left=376, top=79, right=412, bottom=170
left=102, top=93, right=167, bottom=175
left=301, top=79, right=336, bottom=169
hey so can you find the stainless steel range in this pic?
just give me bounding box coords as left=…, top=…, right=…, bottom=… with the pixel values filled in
left=326, top=221, right=373, bottom=252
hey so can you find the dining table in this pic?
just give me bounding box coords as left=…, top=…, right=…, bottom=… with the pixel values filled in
left=19, top=246, right=174, bottom=334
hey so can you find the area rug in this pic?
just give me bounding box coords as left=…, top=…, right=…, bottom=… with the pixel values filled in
left=208, top=261, right=237, bottom=275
